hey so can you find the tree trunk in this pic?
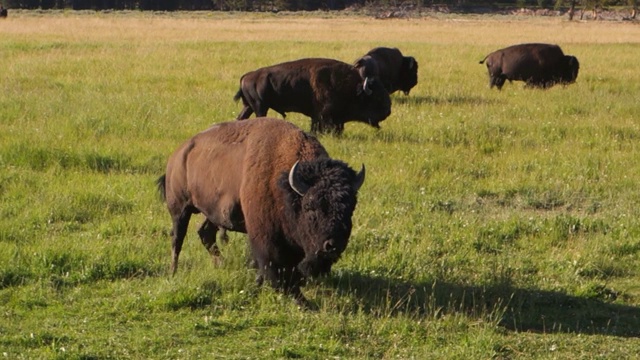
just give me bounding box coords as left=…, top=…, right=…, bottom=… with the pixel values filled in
left=568, top=0, right=576, bottom=20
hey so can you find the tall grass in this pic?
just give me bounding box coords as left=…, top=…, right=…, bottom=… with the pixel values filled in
left=1, top=11, right=640, bottom=358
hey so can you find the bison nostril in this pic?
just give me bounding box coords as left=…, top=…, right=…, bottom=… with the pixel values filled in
left=323, top=240, right=335, bottom=252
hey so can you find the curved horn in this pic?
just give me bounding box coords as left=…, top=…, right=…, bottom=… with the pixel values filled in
left=288, top=161, right=310, bottom=196
left=353, top=164, right=366, bottom=191
left=363, top=77, right=373, bottom=95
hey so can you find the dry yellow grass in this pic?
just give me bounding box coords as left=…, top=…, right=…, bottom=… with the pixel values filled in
left=2, top=11, right=640, bottom=45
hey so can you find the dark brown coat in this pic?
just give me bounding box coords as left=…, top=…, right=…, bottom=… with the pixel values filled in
left=233, top=58, right=391, bottom=134
left=479, top=43, right=580, bottom=90
left=157, top=118, right=365, bottom=306
left=354, top=47, right=419, bottom=95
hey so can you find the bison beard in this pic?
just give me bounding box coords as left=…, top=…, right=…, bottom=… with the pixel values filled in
left=157, top=118, right=364, bottom=308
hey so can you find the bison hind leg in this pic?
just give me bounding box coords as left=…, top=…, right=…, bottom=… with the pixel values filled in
left=236, top=105, right=254, bottom=120
left=170, top=210, right=193, bottom=275
left=491, top=75, right=507, bottom=90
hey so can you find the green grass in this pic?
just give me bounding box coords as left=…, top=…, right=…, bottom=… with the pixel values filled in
left=2, top=10, right=640, bottom=359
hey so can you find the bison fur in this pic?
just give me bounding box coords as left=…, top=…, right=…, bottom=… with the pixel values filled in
left=233, top=58, right=391, bottom=135
left=354, top=47, right=419, bottom=95
left=479, top=43, right=579, bottom=90
left=157, top=118, right=365, bottom=307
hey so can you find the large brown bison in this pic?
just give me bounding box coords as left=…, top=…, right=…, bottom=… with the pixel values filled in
left=157, top=118, right=365, bottom=307
left=354, top=47, right=419, bottom=95
left=233, top=58, right=391, bottom=135
left=479, top=43, right=579, bottom=90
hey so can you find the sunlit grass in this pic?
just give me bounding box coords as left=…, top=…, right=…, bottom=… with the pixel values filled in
left=1, top=10, right=640, bottom=359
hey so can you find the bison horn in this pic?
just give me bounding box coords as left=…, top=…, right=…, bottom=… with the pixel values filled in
left=354, top=164, right=365, bottom=191
left=288, top=161, right=310, bottom=196
left=363, top=77, right=373, bottom=95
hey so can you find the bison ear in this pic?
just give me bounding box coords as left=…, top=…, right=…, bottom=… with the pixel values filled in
left=288, top=161, right=310, bottom=196
left=354, top=164, right=365, bottom=191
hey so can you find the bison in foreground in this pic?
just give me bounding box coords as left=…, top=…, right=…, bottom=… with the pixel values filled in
left=233, top=58, right=391, bottom=134
left=157, top=118, right=365, bottom=307
left=354, top=47, right=419, bottom=95
left=479, top=43, right=579, bottom=90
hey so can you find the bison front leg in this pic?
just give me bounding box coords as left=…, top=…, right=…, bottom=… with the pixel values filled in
left=313, top=116, right=342, bottom=135
left=310, top=117, right=322, bottom=133
left=255, top=258, right=313, bottom=309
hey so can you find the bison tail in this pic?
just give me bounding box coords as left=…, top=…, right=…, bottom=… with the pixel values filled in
left=156, top=175, right=167, bottom=202
left=479, top=55, right=489, bottom=64
left=233, top=89, right=243, bottom=102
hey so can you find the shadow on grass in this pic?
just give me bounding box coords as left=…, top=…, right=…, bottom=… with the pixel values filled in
left=323, top=271, right=640, bottom=337
left=392, top=94, right=501, bottom=106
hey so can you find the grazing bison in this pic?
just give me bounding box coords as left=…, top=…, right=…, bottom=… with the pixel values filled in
left=354, top=47, right=419, bottom=95
left=233, top=58, right=391, bottom=134
left=0, top=6, right=7, bottom=18
left=157, top=118, right=365, bottom=307
left=479, top=43, right=579, bottom=90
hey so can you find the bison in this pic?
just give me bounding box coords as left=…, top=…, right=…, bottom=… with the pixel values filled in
left=233, top=58, right=391, bottom=135
left=354, top=47, right=419, bottom=95
left=157, top=118, right=365, bottom=307
left=479, top=43, right=579, bottom=90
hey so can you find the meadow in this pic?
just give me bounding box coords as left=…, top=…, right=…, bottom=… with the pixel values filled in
left=1, top=10, right=640, bottom=359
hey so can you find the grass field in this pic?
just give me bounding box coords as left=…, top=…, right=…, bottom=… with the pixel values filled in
left=1, top=10, right=640, bottom=359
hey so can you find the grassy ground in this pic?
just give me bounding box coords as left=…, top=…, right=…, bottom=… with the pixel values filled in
left=1, top=10, right=640, bottom=359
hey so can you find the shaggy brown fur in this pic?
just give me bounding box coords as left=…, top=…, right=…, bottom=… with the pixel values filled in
left=157, top=118, right=365, bottom=307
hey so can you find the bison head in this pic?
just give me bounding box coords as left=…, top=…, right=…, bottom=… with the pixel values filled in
left=560, top=55, right=580, bottom=85
left=399, top=56, right=419, bottom=95
left=280, top=159, right=365, bottom=278
left=351, top=77, right=392, bottom=128
left=354, top=55, right=380, bottom=81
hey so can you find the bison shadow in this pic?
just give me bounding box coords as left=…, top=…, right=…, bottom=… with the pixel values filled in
left=320, top=270, right=640, bottom=337
left=392, top=95, right=502, bottom=106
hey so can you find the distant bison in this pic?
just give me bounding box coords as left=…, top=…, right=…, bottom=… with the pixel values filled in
left=233, top=58, right=391, bottom=134
left=354, top=47, right=418, bottom=95
left=479, top=43, right=579, bottom=90
left=0, top=7, right=7, bottom=18
left=157, top=118, right=365, bottom=306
